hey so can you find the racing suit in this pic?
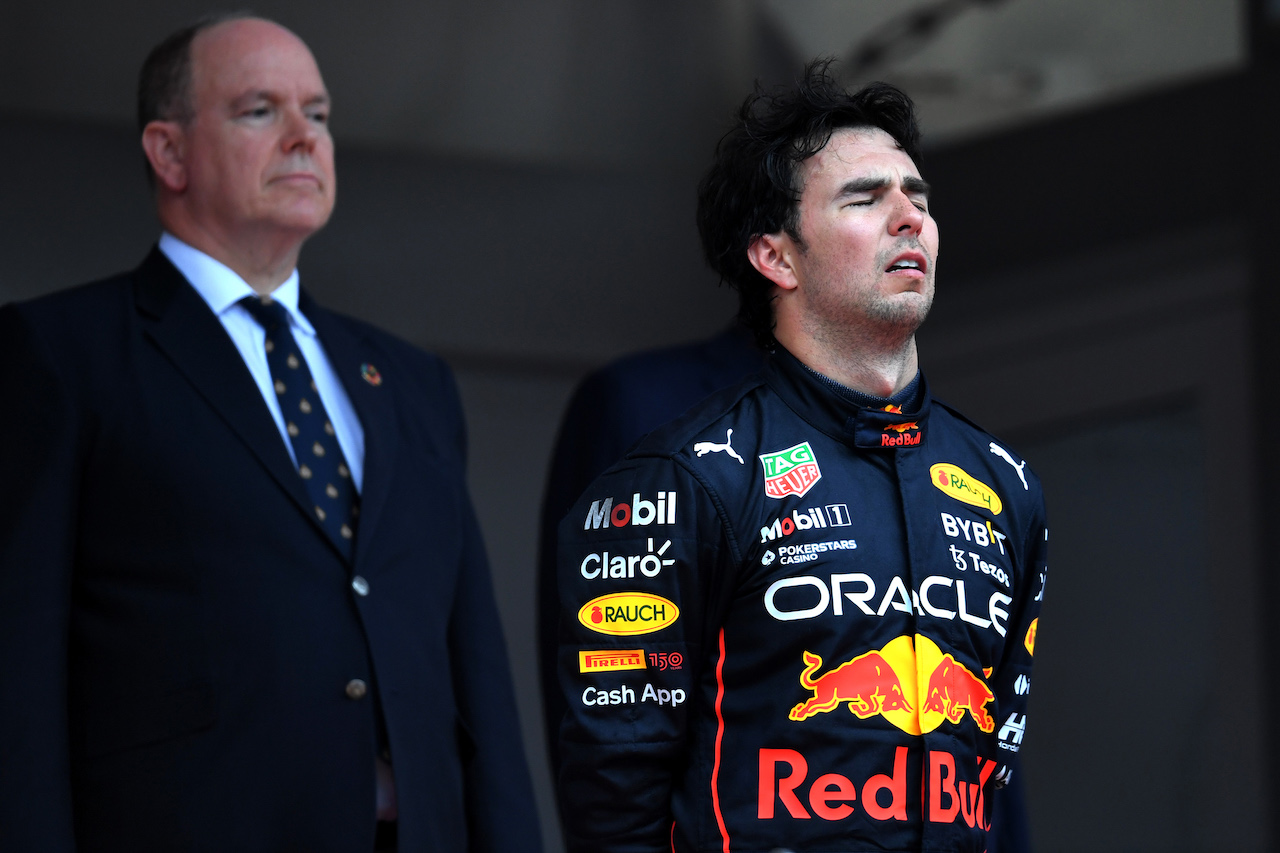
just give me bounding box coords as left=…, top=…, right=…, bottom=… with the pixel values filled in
left=556, top=348, right=1047, bottom=853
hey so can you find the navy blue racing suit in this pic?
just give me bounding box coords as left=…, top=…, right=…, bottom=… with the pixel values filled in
left=556, top=349, right=1047, bottom=853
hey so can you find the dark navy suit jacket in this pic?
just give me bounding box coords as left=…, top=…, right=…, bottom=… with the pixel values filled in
left=0, top=249, right=540, bottom=852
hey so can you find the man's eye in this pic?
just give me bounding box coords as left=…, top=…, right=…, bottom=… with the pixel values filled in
left=308, top=111, right=329, bottom=125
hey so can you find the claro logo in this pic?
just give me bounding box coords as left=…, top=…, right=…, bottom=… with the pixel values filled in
left=577, top=592, right=679, bottom=635
left=929, top=464, right=1003, bottom=515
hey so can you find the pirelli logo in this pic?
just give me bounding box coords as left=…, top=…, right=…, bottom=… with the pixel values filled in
left=579, top=649, right=648, bottom=673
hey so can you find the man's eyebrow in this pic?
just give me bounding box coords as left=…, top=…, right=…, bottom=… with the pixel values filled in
left=229, top=90, right=331, bottom=108
left=903, top=176, right=931, bottom=197
left=834, top=177, right=889, bottom=198
left=833, top=175, right=932, bottom=199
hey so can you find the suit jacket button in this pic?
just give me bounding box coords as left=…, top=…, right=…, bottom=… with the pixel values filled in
left=345, top=679, right=368, bottom=700
left=352, top=575, right=370, bottom=596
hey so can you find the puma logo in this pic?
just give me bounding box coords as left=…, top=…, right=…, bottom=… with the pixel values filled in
left=988, top=442, right=1028, bottom=491
left=694, top=429, right=744, bottom=464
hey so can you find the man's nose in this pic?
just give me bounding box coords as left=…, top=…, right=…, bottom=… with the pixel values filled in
left=281, top=107, right=319, bottom=150
left=887, top=190, right=924, bottom=236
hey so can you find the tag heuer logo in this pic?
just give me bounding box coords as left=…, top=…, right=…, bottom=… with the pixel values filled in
left=759, top=441, right=822, bottom=499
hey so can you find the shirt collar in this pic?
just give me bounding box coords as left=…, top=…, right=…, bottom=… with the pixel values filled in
left=158, top=232, right=314, bottom=336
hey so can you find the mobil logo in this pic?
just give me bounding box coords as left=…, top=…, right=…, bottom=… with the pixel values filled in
left=760, top=442, right=823, bottom=499
left=759, top=503, right=852, bottom=544
left=577, top=591, right=679, bottom=636
left=583, top=491, right=677, bottom=530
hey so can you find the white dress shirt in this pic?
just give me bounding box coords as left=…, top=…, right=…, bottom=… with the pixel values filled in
left=159, top=233, right=365, bottom=492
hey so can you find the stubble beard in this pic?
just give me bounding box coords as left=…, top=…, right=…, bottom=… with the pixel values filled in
left=806, top=269, right=935, bottom=359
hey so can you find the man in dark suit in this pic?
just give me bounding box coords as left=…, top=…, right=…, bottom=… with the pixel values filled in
left=0, top=16, right=540, bottom=852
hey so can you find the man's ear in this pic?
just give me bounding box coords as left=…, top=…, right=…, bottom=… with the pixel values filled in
left=746, top=232, right=800, bottom=292
left=141, top=120, right=188, bottom=192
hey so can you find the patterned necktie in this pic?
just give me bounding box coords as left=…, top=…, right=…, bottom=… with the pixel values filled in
left=239, top=296, right=358, bottom=561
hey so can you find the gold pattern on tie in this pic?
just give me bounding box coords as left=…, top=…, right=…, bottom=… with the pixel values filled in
left=239, top=296, right=359, bottom=560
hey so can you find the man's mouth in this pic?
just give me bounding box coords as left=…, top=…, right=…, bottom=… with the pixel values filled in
left=885, top=252, right=927, bottom=275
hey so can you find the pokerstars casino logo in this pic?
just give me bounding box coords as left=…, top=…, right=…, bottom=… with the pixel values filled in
left=760, top=442, right=822, bottom=499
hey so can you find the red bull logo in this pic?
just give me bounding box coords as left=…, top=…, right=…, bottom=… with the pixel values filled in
left=1025, top=617, right=1038, bottom=655
left=789, top=636, right=993, bottom=735
left=881, top=418, right=921, bottom=447
left=789, top=650, right=913, bottom=721
left=922, top=654, right=995, bottom=732
left=881, top=426, right=921, bottom=446
left=757, top=746, right=999, bottom=829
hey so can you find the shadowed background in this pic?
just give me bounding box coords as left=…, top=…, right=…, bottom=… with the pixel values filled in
left=2, top=2, right=1276, bottom=850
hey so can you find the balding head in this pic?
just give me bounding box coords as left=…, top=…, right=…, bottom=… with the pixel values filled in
left=139, top=17, right=335, bottom=290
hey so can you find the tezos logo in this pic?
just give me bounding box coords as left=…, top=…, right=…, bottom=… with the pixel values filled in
left=578, top=592, right=679, bottom=636
left=929, top=463, right=1003, bottom=515
left=584, top=492, right=677, bottom=530
left=760, top=442, right=822, bottom=499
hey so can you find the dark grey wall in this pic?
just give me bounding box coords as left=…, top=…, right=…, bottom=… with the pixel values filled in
left=4, top=57, right=1276, bottom=851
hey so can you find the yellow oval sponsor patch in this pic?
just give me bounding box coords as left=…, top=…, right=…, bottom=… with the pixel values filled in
left=1024, top=618, right=1038, bottom=656
left=577, top=592, right=679, bottom=636
left=929, top=463, right=1003, bottom=515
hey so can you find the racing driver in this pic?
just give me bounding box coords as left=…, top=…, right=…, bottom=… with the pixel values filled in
left=555, top=61, right=1048, bottom=853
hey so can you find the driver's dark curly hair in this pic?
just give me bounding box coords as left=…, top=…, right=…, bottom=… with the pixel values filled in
left=696, top=60, right=922, bottom=348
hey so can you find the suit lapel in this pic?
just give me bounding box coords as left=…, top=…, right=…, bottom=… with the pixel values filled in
left=133, top=248, right=323, bottom=542
left=302, top=294, right=399, bottom=568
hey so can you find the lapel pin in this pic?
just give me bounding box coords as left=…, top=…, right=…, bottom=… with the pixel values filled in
left=361, top=363, right=383, bottom=386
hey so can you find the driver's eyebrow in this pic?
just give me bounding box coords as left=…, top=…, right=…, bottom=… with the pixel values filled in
left=903, top=176, right=931, bottom=198
left=834, top=177, right=889, bottom=199
left=833, top=175, right=932, bottom=200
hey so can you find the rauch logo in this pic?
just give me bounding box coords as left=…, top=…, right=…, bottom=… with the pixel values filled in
left=577, top=592, right=679, bottom=636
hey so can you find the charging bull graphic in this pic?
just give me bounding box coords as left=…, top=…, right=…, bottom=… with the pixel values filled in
left=789, top=637, right=996, bottom=735
left=789, top=649, right=913, bottom=721
left=922, top=654, right=995, bottom=732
